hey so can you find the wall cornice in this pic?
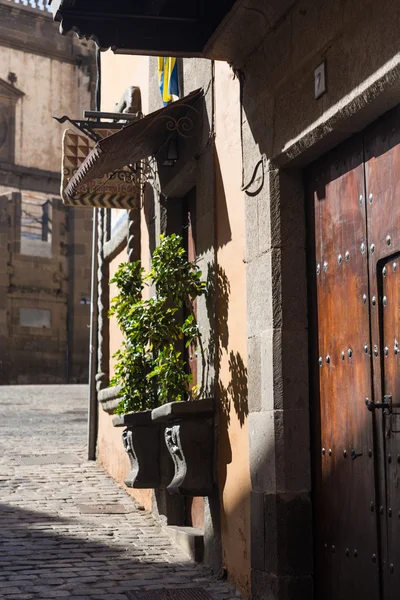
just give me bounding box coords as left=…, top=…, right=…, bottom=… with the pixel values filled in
left=0, top=1, right=80, bottom=64
left=0, top=162, right=60, bottom=195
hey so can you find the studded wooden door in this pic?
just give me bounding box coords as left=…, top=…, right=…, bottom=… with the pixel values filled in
left=308, top=107, right=400, bottom=600
left=364, top=109, right=400, bottom=599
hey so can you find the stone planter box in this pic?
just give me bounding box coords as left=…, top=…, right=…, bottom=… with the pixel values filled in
left=112, top=410, right=172, bottom=489
left=152, top=398, right=215, bottom=497
left=98, top=385, right=122, bottom=415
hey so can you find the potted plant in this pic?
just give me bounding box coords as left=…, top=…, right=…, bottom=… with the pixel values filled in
left=109, top=234, right=213, bottom=492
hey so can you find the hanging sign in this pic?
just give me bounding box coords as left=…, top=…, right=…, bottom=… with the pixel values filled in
left=61, top=129, right=140, bottom=209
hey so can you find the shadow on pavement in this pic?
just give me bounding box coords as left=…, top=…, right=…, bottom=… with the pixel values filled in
left=0, top=502, right=227, bottom=600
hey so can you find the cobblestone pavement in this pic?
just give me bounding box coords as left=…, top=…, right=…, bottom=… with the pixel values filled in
left=0, top=386, right=239, bottom=600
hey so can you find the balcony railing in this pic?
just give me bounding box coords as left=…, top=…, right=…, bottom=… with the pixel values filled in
left=6, top=0, right=50, bottom=12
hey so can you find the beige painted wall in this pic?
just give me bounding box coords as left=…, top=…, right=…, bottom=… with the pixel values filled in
left=97, top=249, right=153, bottom=512
left=99, top=246, right=153, bottom=512
left=100, top=51, right=150, bottom=115
left=0, top=44, right=92, bottom=173
left=97, top=408, right=153, bottom=511
left=97, top=407, right=153, bottom=512
left=214, top=61, right=251, bottom=597
left=109, top=249, right=127, bottom=379
left=97, top=53, right=152, bottom=510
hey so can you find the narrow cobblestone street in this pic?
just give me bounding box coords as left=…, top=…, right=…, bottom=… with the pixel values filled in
left=0, top=386, right=239, bottom=600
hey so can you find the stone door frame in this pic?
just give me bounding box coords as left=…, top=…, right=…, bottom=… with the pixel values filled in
left=244, top=62, right=400, bottom=600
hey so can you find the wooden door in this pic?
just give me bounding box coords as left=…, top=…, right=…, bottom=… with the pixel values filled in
left=364, top=109, right=400, bottom=598
left=308, top=138, right=380, bottom=600
left=309, top=106, right=400, bottom=600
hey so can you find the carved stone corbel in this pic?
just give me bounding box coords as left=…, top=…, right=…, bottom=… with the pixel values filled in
left=113, top=411, right=172, bottom=489
left=98, top=385, right=122, bottom=414
left=152, top=399, right=215, bottom=496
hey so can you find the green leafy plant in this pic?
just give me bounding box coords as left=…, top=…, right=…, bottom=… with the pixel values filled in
left=109, top=234, right=206, bottom=415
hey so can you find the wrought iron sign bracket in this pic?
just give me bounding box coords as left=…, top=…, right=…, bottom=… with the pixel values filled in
left=53, top=114, right=135, bottom=143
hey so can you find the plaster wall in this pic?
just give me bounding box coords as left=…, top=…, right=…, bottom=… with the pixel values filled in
left=97, top=243, right=153, bottom=512
left=108, top=248, right=128, bottom=380
left=0, top=44, right=92, bottom=172
left=100, top=51, right=150, bottom=116
left=67, top=206, right=93, bottom=383
left=96, top=52, right=153, bottom=511
left=97, top=405, right=153, bottom=512
left=214, top=61, right=251, bottom=596
left=97, top=233, right=153, bottom=511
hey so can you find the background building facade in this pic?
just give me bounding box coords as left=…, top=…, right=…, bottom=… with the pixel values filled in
left=49, top=2, right=400, bottom=600
left=0, top=0, right=95, bottom=383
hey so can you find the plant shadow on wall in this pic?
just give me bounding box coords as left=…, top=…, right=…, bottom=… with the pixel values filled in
left=225, top=351, right=248, bottom=426
left=207, top=262, right=249, bottom=426
left=206, top=263, right=249, bottom=486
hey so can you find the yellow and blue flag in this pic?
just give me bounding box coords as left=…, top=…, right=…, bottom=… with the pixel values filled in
left=158, top=57, right=179, bottom=106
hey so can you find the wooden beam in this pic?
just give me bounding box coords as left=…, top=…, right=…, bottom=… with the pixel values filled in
left=58, top=15, right=208, bottom=54
left=59, top=9, right=199, bottom=23
left=50, top=0, right=238, bottom=56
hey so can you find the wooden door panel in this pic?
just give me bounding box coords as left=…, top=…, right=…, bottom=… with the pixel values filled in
left=365, top=109, right=400, bottom=598
left=310, top=105, right=400, bottom=600
left=309, top=139, right=380, bottom=600
left=380, top=256, right=400, bottom=595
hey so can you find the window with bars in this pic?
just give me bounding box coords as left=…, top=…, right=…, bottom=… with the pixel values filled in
left=0, top=77, right=23, bottom=164
left=20, top=195, right=53, bottom=258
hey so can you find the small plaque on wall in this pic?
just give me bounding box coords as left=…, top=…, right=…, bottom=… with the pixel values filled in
left=314, top=61, right=327, bottom=99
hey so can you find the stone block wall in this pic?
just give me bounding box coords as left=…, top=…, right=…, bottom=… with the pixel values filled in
left=0, top=0, right=96, bottom=174
left=66, top=206, right=93, bottom=383
left=0, top=194, right=10, bottom=383
left=0, top=193, right=92, bottom=384
left=230, top=1, right=400, bottom=598
left=244, top=167, right=312, bottom=599
left=0, top=1, right=95, bottom=384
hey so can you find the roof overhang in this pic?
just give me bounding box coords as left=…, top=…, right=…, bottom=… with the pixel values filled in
left=48, top=0, right=237, bottom=57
